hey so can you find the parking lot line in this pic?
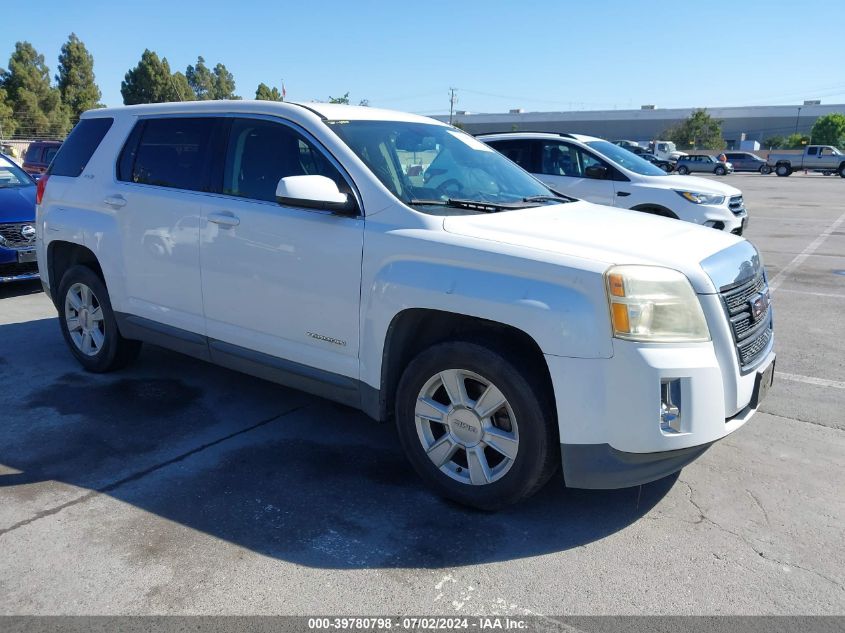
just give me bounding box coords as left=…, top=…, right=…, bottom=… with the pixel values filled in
left=775, top=288, right=845, bottom=299
left=776, top=371, right=845, bottom=391
left=768, top=210, right=845, bottom=292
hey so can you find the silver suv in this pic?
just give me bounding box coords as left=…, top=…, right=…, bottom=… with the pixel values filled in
left=676, top=154, right=733, bottom=176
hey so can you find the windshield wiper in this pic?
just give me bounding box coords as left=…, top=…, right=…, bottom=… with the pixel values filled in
left=522, top=194, right=575, bottom=204
left=408, top=198, right=526, bottom=213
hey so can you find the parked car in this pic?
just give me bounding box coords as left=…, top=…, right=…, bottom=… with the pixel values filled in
left=724, top=152, right=770, bottom=174
left=766, top=145, right=845, bottom=177
left=479, top=132, right=747, bottom=234
left=22, top=140, right=62, bottom=178
left=0, top=154, right=38, bottom=282
left=37, top=102, right=775, bottom=509
left=675, top=154, right=733, bottom=176
left=638, top=152, right=674, bottom=172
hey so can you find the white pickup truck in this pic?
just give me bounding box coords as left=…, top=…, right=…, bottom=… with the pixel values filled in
left=36, top=101, right=776, bottom=509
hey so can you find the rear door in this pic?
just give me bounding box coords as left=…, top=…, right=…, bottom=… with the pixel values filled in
left=105, top=116, right=218, bottom=335
left=534, top=140, right=616, bottom=205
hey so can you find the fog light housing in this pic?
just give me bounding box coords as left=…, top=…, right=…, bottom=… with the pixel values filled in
left=660, top=378, right=682, bottom=433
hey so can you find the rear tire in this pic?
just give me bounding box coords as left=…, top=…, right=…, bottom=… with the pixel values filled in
left=776, top=164, right=791, bottom=177
left=58, top=265, right=142, bottom=373
left=395, top=341, right=558, bottom=510
left=677, top=165, right=689, bottom=175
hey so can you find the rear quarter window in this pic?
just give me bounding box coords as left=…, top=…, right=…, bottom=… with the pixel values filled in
left=49, top=118, right=113, bottom=177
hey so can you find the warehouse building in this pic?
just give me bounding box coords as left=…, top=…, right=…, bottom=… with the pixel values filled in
left=436, top=103, right=845, bottom=148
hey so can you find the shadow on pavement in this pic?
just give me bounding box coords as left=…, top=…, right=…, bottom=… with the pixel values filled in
left=0, top=317, right=677, bottom=569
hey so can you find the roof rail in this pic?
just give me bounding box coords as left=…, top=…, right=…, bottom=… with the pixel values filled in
left=472, top=131, right=577, bottom=139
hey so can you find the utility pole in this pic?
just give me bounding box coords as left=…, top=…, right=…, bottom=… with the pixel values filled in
left=448, top=87, right=457, bottom=125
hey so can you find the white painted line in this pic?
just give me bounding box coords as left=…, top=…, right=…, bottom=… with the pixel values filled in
left=769, top=210, right=845, bottom=292
left=776, top=288, right=845, bottom=299
left=776, top=372, right=845, bottom=390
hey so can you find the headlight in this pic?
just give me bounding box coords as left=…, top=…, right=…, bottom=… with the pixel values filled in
left=675, top=190, right=725, bottom=205
left=605, top=265, right=710, bottom=343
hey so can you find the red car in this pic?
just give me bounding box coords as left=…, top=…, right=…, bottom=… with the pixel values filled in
left=22, top=140, right=62, bottom=177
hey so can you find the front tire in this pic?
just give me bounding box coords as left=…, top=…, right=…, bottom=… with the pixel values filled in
left=58, top=265, right=142, bottom=372
left=839, top=164, right=845, bottom=178
left=715, top=165, right=727, bottom=176
left=395, top=341, right=558, bottom=510
left=760, top=164, right=771, bottom=175
left=776, top=164, right=791, bottom=177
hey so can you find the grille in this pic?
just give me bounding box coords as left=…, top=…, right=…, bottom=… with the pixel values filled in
left=0, top=261, right=39, bottom=279
left=720, top=272, right=772, bottom=371
left=0, top=223, right=37, bottom=249
left=728, top=195, right=744, bottom=215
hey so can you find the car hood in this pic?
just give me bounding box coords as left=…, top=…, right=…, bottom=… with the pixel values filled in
left=637, top=174, right=742, bottom=197
left=0, top=186, right=37, bottom=223
left=442, top=200, right=747, bottom=294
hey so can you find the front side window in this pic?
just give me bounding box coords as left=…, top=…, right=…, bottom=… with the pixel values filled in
left=223, top=118, right=347, bottom=203
left=584, top=140, right=667, bottom=176
left=122, top=117, right=216, bottom=191
left=326, top=120, right=554, bottom=213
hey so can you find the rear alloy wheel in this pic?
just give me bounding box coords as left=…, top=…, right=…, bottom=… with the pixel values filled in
left=776, top=164, right=791, bottom=177
left=677, top=165, right=689, bottom=175
left=396, top=341, right=557, bottom=510
left=58, top=265, right=142, bottom=372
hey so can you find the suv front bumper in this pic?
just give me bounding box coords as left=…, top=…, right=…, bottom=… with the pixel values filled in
left=545, top=340, right=775, bottom=489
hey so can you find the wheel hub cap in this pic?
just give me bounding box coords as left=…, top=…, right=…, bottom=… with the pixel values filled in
left=447, top=407, right=483, bottom=447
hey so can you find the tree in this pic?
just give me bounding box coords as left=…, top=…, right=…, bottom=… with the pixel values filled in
left=810, top=113, right=845, bottom=148
left=328, top=92, right=350, bottom=104
left=664, top=109, right=723, bottom=150
left=186, top=57, right=238, bottom=100
left=255, top=83, right=282, bottom=101
left=121, top=50, right=191, bottom=104
left=212, top=62, right=237, bottom=99
left=763, top=135, right=785, bottom=149
left=186, top=56, right=215, bottom=99
left=0, top=85, right=15, bottom=137
left=56, top=33, right=102, bottom=121
left=1, top=41, right=69, bottom=138
left=784, top=133, right=810, bottom=149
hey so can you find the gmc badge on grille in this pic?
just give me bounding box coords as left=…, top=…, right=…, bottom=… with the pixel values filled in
left=749, top=291, right=770, bottom=322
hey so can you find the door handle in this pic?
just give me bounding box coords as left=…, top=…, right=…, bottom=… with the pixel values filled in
left=208, top=212, right=240, bottom=228
left=616, top=191, right=631, bottom=197
left=104, top=195, right=127, bottom=208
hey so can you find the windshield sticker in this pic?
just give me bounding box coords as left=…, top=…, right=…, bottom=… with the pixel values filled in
left=446, top=130, right=494, bottom=152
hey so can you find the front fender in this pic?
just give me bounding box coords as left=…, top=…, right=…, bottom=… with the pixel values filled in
left=359, top=254, right=613, bottom=389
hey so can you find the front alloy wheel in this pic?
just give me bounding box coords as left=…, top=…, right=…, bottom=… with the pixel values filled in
left=415, top=369, right=519, bottom=486
left=65, top=282, right=106, bottom=356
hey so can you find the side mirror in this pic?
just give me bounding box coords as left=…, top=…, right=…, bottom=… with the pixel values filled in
left=584, top=165, right=609, bottom=180
left=275, top=175, right=357, bottom=214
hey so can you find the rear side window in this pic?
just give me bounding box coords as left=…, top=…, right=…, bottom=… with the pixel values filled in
left=807, top=147, right=818, bottom=155
left=49, top=119, right=112, bottom=177
left=486, top=140, right=535, bottom=172
left=119, top=118, right=216, bottom=191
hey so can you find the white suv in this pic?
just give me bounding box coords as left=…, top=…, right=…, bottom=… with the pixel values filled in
left=479, top=133, right=749, bottom=234
left=36, top=102, right=775, bottom=509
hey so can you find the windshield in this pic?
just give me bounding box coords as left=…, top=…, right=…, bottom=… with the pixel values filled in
left=585, top=140, right=668, bottom=176
left=326, top=120, right=558, bottom=212
left=0, top=156, right=34, bottom=188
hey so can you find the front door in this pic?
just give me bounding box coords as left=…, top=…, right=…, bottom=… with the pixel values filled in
left=533, top=140, right=616, bottom=206
left=199, top=117, right=364, bottom=380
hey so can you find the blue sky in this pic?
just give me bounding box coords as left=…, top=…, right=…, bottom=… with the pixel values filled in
left=4, top=0, right=845, bottom=114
